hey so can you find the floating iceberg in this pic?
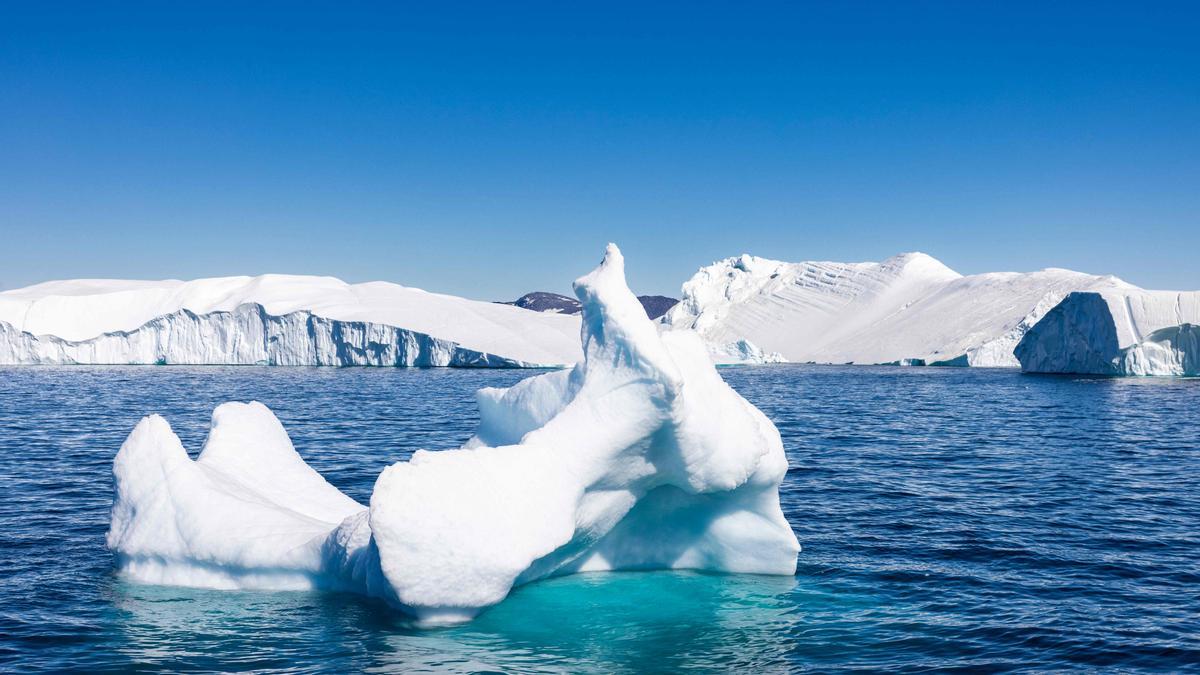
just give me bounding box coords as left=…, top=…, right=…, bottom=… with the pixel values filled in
left=705, top=338, right=787, bottom=365
left=106, top=245, right=800, bottom=623
left=0, top=304, right=537, bottom=367
left=0, top=274, right=581, bottom=366
left=1015, top=290, right=1200, bottom=376
left=661, top=252, right=1132, bottom=367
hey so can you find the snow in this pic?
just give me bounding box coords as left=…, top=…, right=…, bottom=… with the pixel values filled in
left=1015, top=290, right=1200, bottom=376
left=661, top=252, right=1132, bottom=367
left=0, top=274, right=581, bottom=366
left=106, top=244, right=799, bottom=623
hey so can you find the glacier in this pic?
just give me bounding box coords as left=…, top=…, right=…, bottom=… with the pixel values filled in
left=661, top=252, right=1135, bottom=367
left=106, top=244, right=800, bottom=623
left=1015, top=290, right=1200, bottom=376
left=0, top=274, right=581, bottom=367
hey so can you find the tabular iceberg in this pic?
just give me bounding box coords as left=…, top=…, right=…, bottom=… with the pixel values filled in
left=0, top=304, right=532, bottom=367
left=661, top=252, right=1131, bottom=367
left=106, top=244, right=800, bottom=623
left=0, top=274, right=581, bottom=367
left=1015, top=290, right=1200, bottom=376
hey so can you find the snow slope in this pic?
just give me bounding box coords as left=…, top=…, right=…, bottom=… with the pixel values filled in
left=661, top=252, right=1132, bottom=367
left=107, top=244, right=799, bottom=623
left=0, top=275, right=582, bottom=366
left=1015, top=290, right=1200, bottom=376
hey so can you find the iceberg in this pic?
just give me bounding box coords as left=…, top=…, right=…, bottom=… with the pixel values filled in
left=660, top=252, right=1132, bottom=367
left=106, top=244, right=800, bottom=623
left=705, top=338, right=787, bottom=365
left=0, top=304, right=536, bottom=367
left=1015, top=290, right=1200, bottom=376
left=0, top=274, right=581, bottom=366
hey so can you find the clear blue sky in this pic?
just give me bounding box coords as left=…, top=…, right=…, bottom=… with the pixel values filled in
left=2, top=2, right=1197, bottom=299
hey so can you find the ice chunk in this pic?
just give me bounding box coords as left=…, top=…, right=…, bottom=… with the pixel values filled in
left=705, top=338, right=787, bottom=365
left=107, top=402, right=367, bottom=590
left=107, top=244, right=800, bottom=623
left=1015, top=290, right=1200, bottom=376
left=1120, top=324, right=1200, bottom=377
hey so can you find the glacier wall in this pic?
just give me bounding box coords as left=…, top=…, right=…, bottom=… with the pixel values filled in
left=1016, top=291, right=1200, bottom=376
left=0, top=303, right=527, bottom=367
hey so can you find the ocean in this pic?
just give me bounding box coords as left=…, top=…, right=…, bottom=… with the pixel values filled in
left=1, top=365, right=1197, bottom=672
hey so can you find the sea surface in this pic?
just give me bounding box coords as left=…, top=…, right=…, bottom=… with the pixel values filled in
left=1, top=365, right=1198, bottom=673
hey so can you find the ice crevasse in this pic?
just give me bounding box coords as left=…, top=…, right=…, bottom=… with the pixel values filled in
left=106, top=244, right=800, bottom=623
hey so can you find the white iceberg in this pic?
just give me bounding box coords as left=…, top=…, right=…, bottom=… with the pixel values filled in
left=106, top=244, right=800, bottom=623
left=0, top=274, right=581, bottom=366
left=661, top=252, right=1132, bottom=367
left=704, top=338, right=788, bottom=365
left=1015, top=289, right=1200, bottom=376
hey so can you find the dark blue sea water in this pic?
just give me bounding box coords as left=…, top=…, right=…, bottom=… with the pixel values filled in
left=1, top=365, right=1198, bottom=672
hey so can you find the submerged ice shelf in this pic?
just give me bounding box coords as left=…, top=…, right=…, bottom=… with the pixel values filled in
left=106, top=244, right=800, bottom=623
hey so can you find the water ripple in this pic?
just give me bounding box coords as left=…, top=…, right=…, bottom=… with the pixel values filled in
left=0, top=365, right=1197, bottom=672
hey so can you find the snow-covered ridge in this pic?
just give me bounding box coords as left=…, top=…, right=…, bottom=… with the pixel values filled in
left=0, top=274, right=582, bottom=367
left=106, top=244, right=799, bottom=623
left=1015, top=290, right=1200, bottom=376
left=662, top=251, right=1132, bottom=367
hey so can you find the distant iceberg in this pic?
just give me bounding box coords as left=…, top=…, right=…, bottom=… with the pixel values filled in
left=106, top=245, right=800, bottom=623
left=660, top=252, right=1134, bottom=367
left=0, top=304, right=537, bottom=367
left=1015, top=290, right=1200, bottom=376
left=705, top=338, right=787, bottom=365
left=0, top=274, right=581, bottom=367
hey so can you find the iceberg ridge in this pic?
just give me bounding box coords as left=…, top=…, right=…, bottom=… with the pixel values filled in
left=106, top=244, right=800, bottom=623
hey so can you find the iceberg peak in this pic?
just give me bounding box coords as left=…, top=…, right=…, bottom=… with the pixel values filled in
left=878, top=251, right=961, bottom=280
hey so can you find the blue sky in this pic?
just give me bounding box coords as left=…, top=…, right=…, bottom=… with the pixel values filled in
left=2, top=2, right=1197, bottom=298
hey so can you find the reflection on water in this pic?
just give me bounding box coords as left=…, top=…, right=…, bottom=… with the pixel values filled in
left=113, top=572, right=805, bottom=673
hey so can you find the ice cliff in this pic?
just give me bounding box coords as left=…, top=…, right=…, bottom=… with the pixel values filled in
left=1015, top=290, right=1200, bottom=376
left=0, top=304, right=533, bottom=367
left=661, top=252, right=1132, bottom=367
left=106, top=244, right=800, bottom=623
left=0, top=274, right=581, bottom=367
